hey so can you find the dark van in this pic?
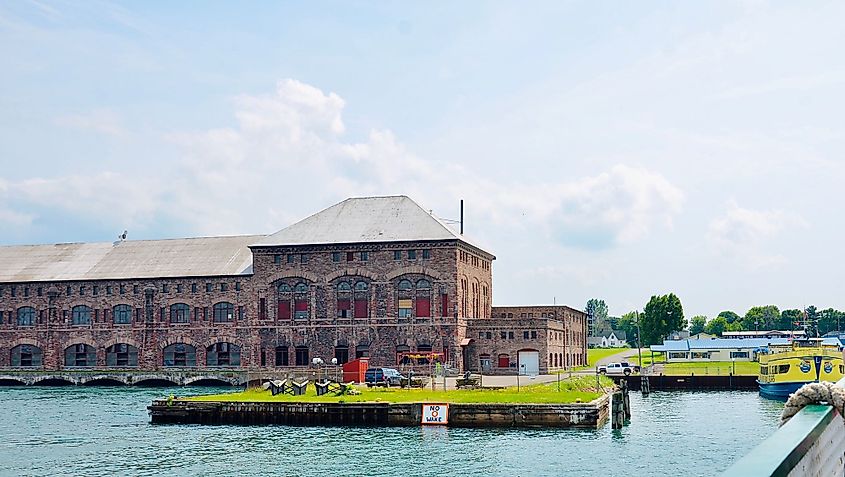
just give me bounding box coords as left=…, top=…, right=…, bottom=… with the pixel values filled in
left=364, top=367, right=405, bottom=387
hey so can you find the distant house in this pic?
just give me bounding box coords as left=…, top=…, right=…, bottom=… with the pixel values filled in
left=667, top=330, right=690, bottom=341
left=721, top=330, right=806, bottom=339
left=689, top=332, right=716, bottom=340
left=650, top=337, right=841, bottom=362
left=588, top=330, right=627, bottom=348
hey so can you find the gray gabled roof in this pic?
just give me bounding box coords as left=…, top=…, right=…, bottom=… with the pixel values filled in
left=252, top=196, right=494, bottom=256
left=0, top=235, right=264, bottom=283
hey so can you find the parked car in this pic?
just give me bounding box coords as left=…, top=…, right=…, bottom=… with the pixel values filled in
left=364, top=368, right=405, bottom=387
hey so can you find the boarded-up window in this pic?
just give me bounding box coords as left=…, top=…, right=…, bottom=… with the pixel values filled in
left=278, top=300, right=291, bottom=320
left=441, top=294, right=449, bottom=317
left=337, top=299, right=351, bottom=318
left=294, top=299, right=308, bottom=319
left=498, top=354, right=510, bottom=368
left=354, top=299, right=368, bottom=318
left=415, top=297, right=430, bottom=317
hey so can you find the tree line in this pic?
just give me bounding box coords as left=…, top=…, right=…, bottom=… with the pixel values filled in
left=588, top=296, right=845, bottom=347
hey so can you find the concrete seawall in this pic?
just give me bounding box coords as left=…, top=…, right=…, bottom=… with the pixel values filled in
left=149, top=394, right=610, bottom=428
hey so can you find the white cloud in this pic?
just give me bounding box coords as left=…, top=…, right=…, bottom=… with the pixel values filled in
left=707, top=201, right=807, bottom=268
left=1, top=79, right=685, bottom=249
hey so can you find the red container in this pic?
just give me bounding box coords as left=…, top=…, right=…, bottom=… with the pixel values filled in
left=342, top=358, right=369, bottom=383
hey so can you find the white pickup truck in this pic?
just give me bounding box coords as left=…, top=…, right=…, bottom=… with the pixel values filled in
left=598, top=362, right=639, bottom=376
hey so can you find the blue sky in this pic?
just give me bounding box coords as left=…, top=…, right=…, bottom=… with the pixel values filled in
left=1, top=1, right=844, bottom=319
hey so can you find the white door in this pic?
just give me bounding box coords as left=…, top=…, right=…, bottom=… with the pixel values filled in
left=518, top=350, right=540, bottom=376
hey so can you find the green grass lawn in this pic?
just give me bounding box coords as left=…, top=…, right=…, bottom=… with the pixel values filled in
left=587, top=348, right=629, bottom=366
left=184, top=375, right=615, bottom=404
left=659, top=361, right=758, bottom=376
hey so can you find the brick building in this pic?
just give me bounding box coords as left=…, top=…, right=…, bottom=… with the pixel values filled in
left=0, top=196, right=585, bottom=376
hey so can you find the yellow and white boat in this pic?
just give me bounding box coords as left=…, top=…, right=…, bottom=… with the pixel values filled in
left=757, top=338, right=843, bottom=400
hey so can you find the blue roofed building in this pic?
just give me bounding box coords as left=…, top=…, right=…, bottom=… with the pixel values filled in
left=650, top=337, right=842, bottom=362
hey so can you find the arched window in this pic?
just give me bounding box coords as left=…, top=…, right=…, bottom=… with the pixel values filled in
left=355, top=344, right=369, bottom=359
left=415, top=281, right=431, bottom=318
left=206, top=342, right=241, bottom=367
left=170, top=303, right=190, bottom=323
left=17, top=307, right=35, bottom=326
left=294, top=346, right=309, bottom=366
left=337, top=281, right=352, bottom=319
left=106, top=343, right=138, bottom=367
left=72, top=305, right=92, bottom=325
left=397, top=280, right=412, bottom=291
left=212, top=302, right=234, bottom=322
left=113, top=304, right=132, bottom=324
left=275, top=346, right=289, bottom=366
left=64, top=344, right=96, bottom=367
left=353, top=281, right=369, bottom=318
left=278, top=283, right=292, bottom=293
left=293, top=283, right=309, bottom=319
left=11, top=344, right=42, bottom=367
left=163, top=343, right=197, bottom=367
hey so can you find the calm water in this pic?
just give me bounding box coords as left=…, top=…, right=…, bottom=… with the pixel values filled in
left=0, top=386, right=783, bottom=477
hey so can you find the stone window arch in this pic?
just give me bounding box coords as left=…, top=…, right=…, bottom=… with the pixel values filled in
left=65, top=344, right=96, bottom=367
left=212, top=302, right=234, bottom=322
left=113, top=304, right=132, bottom=324
left=17, top=306, right=35, bottom=327
left=71, top=305, right=92, bottom=325
left=106, top=343, right=138, bottom=367
left=170, top=303, right=191, bottom=323
left=163, top=343, right=197, bottom=367
left=11, top=344, right=42, bottom=367
left=395, top=275, right=435, bottom=319
left=206, top=342, right=241, bottom=366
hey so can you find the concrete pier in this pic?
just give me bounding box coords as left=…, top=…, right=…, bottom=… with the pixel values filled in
left=149, top=394, right=611, bottom=428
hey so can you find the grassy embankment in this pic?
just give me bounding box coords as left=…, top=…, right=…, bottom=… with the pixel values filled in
left=185, top=375, right=615, bottom=404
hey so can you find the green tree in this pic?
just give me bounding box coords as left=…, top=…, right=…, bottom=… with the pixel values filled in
left=617, top=312, right=639, bottom=345
left=689, top=315, right=707, bottom=335
left=704, top=316, right=728, bottom=336
left=640, top=293, right=685, bottom=346
left=742, top=305, right=780, bottom=331
left=717, top=311, right=741, bottom=324
left=780, top=309, right=803, bottom=331
left=818, top=308, right=845, bottom=335
left=585, top=299, right=608, bottom=335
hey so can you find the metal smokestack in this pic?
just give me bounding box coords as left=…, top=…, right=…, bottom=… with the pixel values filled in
left=460, top=199, right=464, bottom=235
